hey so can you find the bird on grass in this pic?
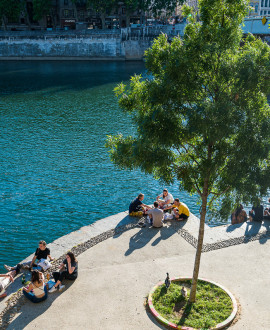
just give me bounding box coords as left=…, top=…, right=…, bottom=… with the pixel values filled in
left=165, top=272, right=170, bottom=289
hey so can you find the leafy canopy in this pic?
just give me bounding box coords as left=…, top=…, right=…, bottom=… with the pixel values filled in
left=0, top=0, right=23, bottom=21
left=32, top=0, right=52, bottom=21
left=107, top=0, right=270, bottom=219
left=123, top=0, right=184, bottom=16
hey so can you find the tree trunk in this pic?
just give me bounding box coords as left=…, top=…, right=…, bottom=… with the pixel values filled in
left=188, top=182, right=208, bottom=303
left=21, top=1, right=31, bottom=30
left=100, top=12, right=106, bottom=29
left=126, top=14, right=130, bottom=28
left=2, top=16, right=7, bottom=31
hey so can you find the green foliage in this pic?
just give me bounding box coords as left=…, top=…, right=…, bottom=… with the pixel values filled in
left=32, top=0, right=52, bottom=21
left=107, top=0, right=270, bottom=220
left=87, top=0, right=117, bottom=14
left=122, top=0, right=184, bottom=16
left=0, top=0, right=23, bottom=22
left=152, top=280, right=232, bottom=328
left=33, top=1, right=48, bottom=20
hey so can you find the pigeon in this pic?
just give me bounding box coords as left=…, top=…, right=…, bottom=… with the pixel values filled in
left=181, top=286, right=187, bottom=297
left=165, top=272, right=170, bottom=289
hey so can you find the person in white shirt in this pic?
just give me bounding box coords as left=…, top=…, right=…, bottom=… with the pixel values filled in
left=156, top=189, right=174, bottom=208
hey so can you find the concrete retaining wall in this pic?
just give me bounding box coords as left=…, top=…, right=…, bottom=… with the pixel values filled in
left=0, top=37, right=152, bottom=60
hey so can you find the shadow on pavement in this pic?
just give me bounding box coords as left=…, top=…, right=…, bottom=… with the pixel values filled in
left=125, top=221, right=183, bottom=256
left=226, top=222, right=246, bottom=233
left=5, top=281, right=75, bottom=330
left=145, top=308, right=167, bottom=329
left=112, top=214, right=139, bottom=239
left=125, top=226, right=159, bottom=256
left=244, top=221, right=262, bottom=243
left=226, top=220, right=270, bottom=245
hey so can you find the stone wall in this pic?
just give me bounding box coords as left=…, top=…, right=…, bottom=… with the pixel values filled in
left=0, top=36, right=152, bottom=60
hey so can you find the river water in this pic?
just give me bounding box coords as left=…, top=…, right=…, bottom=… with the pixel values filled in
left=0, top=61, right=228, bottom=272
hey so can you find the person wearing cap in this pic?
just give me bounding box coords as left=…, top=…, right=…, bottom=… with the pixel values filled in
left=164, top=198, right=190, bottom=220
left=156, top=189, right=174, bottom=208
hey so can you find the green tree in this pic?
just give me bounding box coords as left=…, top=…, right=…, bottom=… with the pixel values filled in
left=123, top=0, right=183, bottom=26
left=106, top=0, right=270, bottom=302
left=87, top=0, right=117, bottom=29
left=0, top=0, right=22, bottom=30
left=32, top=0, right=52, bottom=22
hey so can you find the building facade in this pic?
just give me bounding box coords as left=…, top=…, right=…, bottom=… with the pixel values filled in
left=259, top=0, right=270, bottom=16
left=1, top=0, right=142, bottom=31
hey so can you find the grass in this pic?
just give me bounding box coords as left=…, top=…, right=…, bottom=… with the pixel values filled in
left=151, top=280, right=233, bottom=329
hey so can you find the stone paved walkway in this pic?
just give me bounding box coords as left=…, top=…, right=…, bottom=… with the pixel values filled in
left=1, top=213, right=270, bottom=329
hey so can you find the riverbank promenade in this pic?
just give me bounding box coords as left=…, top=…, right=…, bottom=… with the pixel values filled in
left=1, top=212, right=270, bottom=329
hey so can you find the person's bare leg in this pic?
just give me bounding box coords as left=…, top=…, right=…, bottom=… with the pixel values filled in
left=54, top=280, right=61, bottom=288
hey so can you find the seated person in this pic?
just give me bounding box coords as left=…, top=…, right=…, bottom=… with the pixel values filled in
left=231, top=204, right=247, bottom=224
left=165, top=198, right=190, bottom=220
left=23, top=269, right=47, bottom=303
left=129, top=193, right=151, bottom=215
left=0, top=264, right=22, bottom=299
left=22, top=240, right=54, bottom=270
left=156, top=189, right=174, bottom=208
left=146, top=202, right=164, bottom=228
left=49, top=252, right=78, bottom=293
left=249, top=203, right=264, bottom=222
left=264, top=204, right=270, bottom=220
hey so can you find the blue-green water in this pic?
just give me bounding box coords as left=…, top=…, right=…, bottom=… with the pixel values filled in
left=0, top=61, right=225, bottom=273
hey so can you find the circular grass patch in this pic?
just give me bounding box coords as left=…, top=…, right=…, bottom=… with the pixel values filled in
left=148, top=277, right=237, bottom=329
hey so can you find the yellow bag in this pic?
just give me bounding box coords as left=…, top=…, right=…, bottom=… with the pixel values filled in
left=130, top=211, right=143, bottom=217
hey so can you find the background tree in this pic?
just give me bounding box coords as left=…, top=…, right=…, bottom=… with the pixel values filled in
left=86, top=0, right=117, bottom=29
left=0, top=0, right=23, bottom=30
left=32, top=0, right=52, bottom=22
left=123, top=0, right=183, bottom=26
left=106, top=0, right=270, bottom=303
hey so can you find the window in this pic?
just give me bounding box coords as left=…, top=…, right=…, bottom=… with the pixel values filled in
left=261, top=0, right=264, bottom=6
left=63, top=9, right=69, bottom=17
left=265, top=0, right=268, bottom=7
left=264, top=10, right=267, bottom=14
left=122, top=7, right=126, bottom=14
left=64, top=0, right=68, bottom=5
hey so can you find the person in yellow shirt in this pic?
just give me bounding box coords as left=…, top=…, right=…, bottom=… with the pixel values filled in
left=164, top=198, right=190, bottom=220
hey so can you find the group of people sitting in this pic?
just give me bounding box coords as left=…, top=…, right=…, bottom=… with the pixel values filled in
left=129, top=189, right=190, bottom=228
left=231, top=198, right=270, bottom=225
left=0, top=240, right=78, bottom=303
